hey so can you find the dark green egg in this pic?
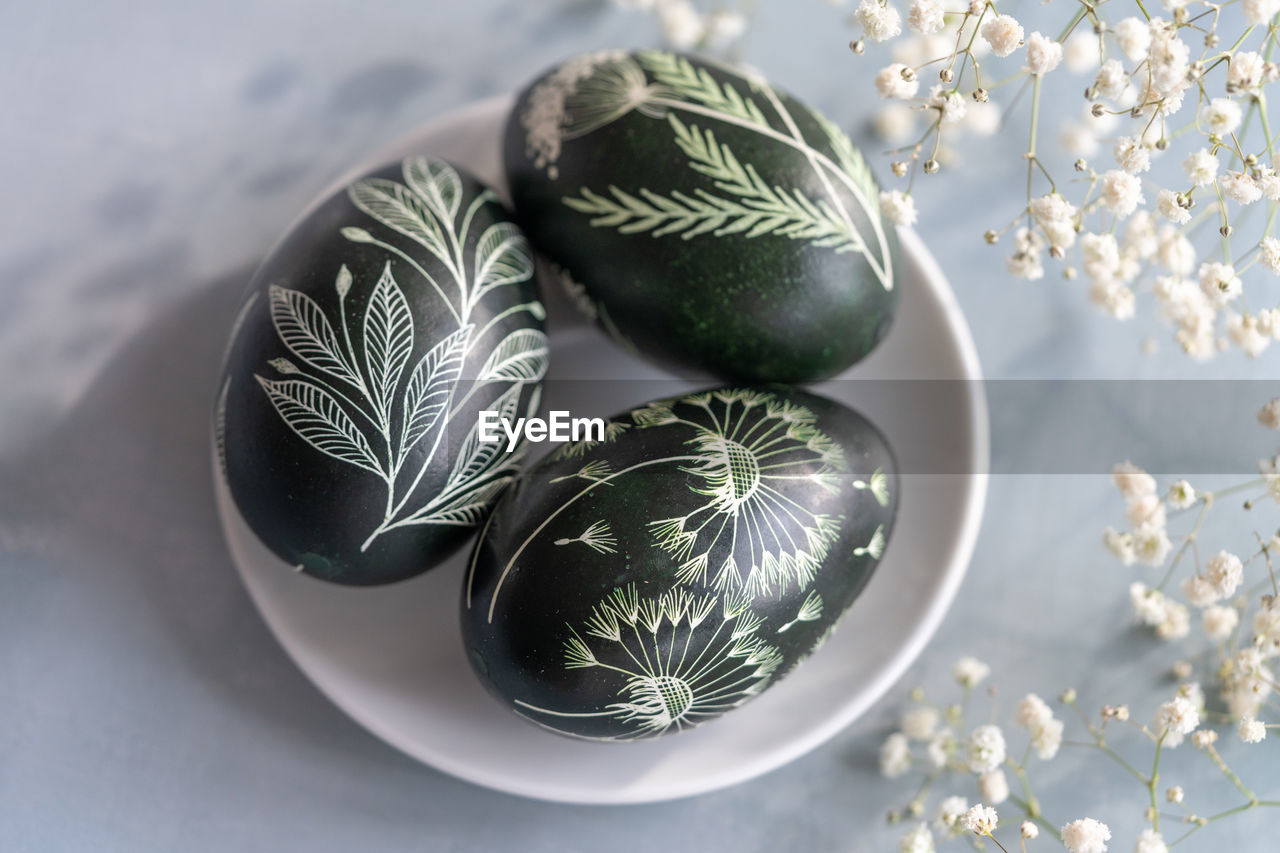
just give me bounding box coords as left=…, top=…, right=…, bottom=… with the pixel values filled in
left=214, top=157, right=547, bottom=586
left=504, top=50, right=900, bottom=383
left=462, top=386, right=897, bottom=740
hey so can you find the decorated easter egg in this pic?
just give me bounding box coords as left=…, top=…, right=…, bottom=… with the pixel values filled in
left=504, top=50, right=900, bottom=383
left=214, top=157, right=548, bottom=586
left=463, top=386, right=897, bottom=740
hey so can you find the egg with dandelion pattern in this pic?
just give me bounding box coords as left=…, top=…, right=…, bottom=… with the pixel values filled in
left=462, top=386, right=897, bottom=740
left=504, top=49, right=900, bottom=383
left=214, top=156, right=548, bottom=586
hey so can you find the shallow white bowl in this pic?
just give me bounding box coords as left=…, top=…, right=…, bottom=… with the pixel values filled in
left=213, top=96, right=989, bottom=805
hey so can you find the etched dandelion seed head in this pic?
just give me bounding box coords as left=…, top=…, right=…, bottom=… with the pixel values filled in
left=641, top=392, right=860, bottom=596
left=515, top=583, right=781, bottom=740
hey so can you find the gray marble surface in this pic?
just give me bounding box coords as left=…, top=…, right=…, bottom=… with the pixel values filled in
left=2, top=2, right=1277, bottom=851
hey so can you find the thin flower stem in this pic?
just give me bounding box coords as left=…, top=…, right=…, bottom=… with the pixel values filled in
left=1157, top=493, right=1218, bottom=591
left=1093, top=740, right=1150, bottom=785
left=1008, top=760, right=1051, bottom=828
left=1148, top=739, right=1164, bottom=833
left=1057, top=3, right=1091, bottom=43
left=1007, top=794, right=1057, bottom=837
left=1027, top=74, right=1042, bottom=204
left=1202, top=744, right=1258, bottom=802
left=1168, top=800, right=1280, bottom=847
left=1260, top=93, right=1275, bottom=158
left=984, top=830, right=1011, bottom=853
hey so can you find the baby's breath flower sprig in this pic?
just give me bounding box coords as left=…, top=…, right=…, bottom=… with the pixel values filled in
left=842, top=0, right=1280, bottom=359
left=878, top=399, right=1280, bottom=851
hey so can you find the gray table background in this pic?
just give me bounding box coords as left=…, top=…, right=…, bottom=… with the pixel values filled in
left=2, top=2, right=1277, bottom=850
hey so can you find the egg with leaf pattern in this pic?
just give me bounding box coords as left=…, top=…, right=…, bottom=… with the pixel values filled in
left=214, top=157, right=548, bottom=586
left=504, top=50, right=900, bottom=383
left=462, top=386, right=897, bottom=740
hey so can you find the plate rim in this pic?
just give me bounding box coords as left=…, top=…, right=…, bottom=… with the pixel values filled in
left=218, top=96, right=990, bottom=805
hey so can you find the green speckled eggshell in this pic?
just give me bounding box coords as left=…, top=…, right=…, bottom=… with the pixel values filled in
left=462, top=386, right=897, bottom=741
left=214, top=157, right=547, bottom=586
left=504, top=50, right=900, bottom=383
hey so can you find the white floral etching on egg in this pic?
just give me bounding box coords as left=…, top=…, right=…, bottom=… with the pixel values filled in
left=527, top=51, right=893, bottom=289
left=514, top=584, right=783, bottom=740
left=554, top=519, right=618, bottom=555
left=251, top=158, right=548, bottom=551
left=522, top=49, right=648, bottom=179
left=640, top=389, right=847, bottom=596
left=778, top=590, right=823, bottom=633
left=471, top=389, right=887, bottom=621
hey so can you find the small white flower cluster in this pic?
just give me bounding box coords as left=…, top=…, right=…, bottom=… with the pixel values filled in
left=844, top=0, right=1280, bottom=360
left=883, top=400, right=1280, bottom=852
left=1105, top=403, right=1280, bottom=733
left=1154, top=691, right=1201, bottom=748
left=1013, top=693, right=1063, bottom=760
left=610, top=0, right=748, bottom=52
left=863, top=9, right=1004, bottom=188
left=959, top=803, right=998, bottom=834
left=880, top=658, right=1095, bottom=851
left=1104, top=460, right=1174, bottom=595
left=1061, top=817, right=1112, bottom=853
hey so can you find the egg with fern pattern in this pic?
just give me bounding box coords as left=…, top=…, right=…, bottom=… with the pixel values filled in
left=504, top=50, right=899, bottom=383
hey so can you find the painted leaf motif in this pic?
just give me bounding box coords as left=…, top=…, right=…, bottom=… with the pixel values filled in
left=472, top=222, right=534, bottom=297
left=636, top=51, right=768, bottom=127
left=404, top=157, right=462, bottom=224
left=268, top=285, right=360, bottom=384
left=478, top=329, right=550, bottom=383
left=523, top=383, right=543, bottom=424
left=348, top=178, right=449, bottom=263
left=401, top=324, right=472, bottom=453
left=439, top=382, right=524, bottom=499
left=412, top=478, right=512, bottom=527
left=810, top=108, right=880, bottom=211
left=362, top=263, right=414, bottom=418
left=255, top=376, right=382, bottom=477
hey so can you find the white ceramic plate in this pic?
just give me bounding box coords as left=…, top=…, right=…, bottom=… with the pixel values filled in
left=213, top=96, right=989, bottom=805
